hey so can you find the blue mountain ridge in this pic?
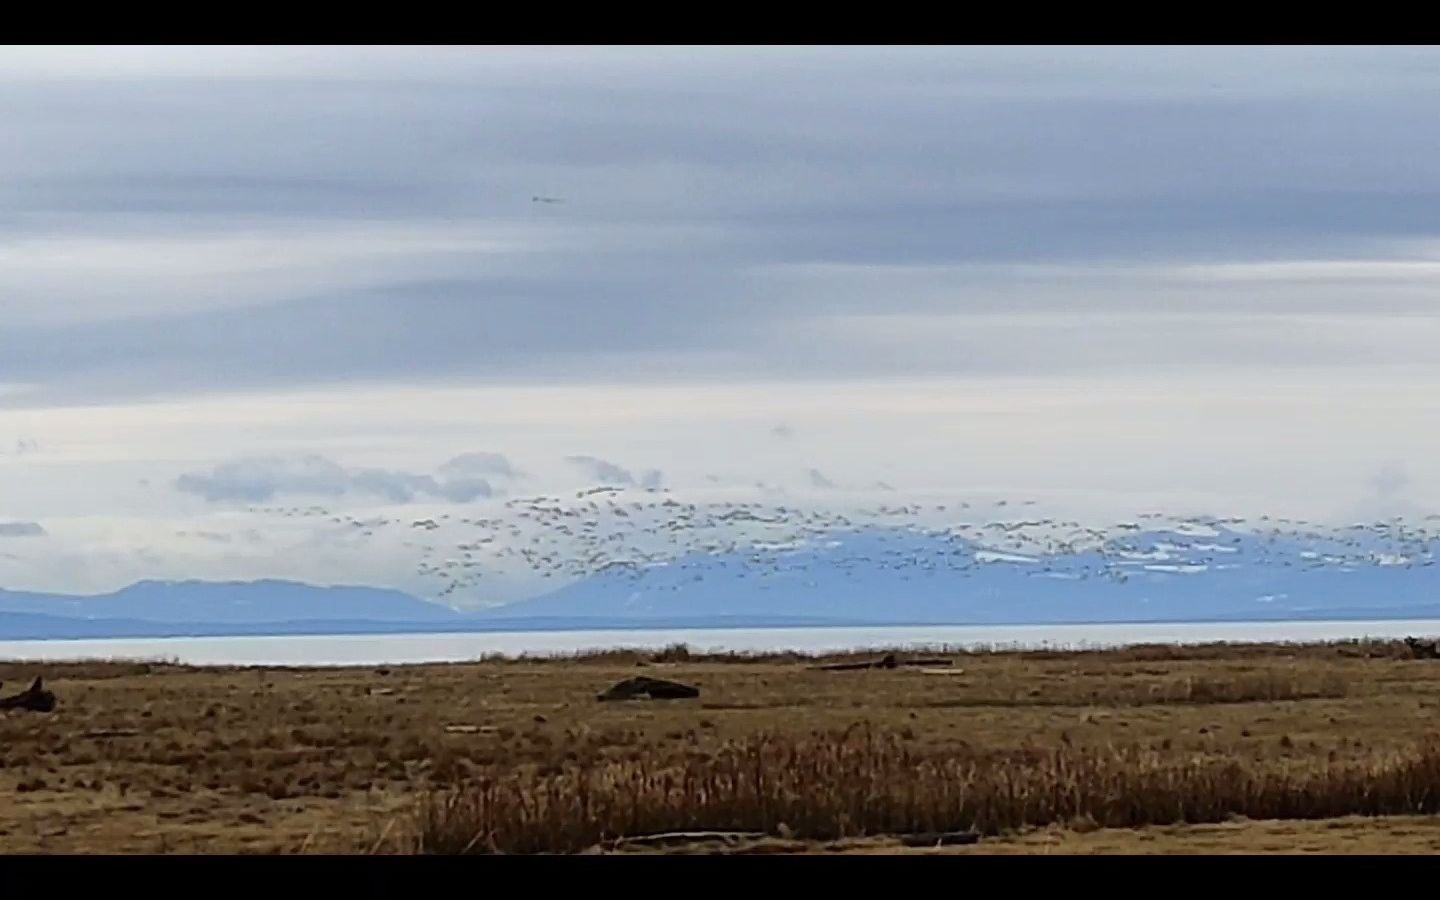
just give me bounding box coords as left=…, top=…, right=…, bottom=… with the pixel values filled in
left=4, top=524, right=1440, bottom=639
left=495, top=524, right=1440, bottom=625
left=0, top=579, right=460, bottom=625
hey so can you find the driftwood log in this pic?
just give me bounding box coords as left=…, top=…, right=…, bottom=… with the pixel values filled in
left=813, top=653, right=900, bottom=671
left=605, top=829, right=980, bottom=851
left=1405, top=637, right=1440, bottom=660
left=597, top=675, right=700, bottom=702
left=898, top=830, right=981, bottom=848
left=442, top=723, right=500, bottom=735
left=810, top=653, right=954, bottom=672
left=80, top=728, right=140, bottom=739
left=606, top=830, right=766, bottom=849
left=0, top=677, right=56, bottom=713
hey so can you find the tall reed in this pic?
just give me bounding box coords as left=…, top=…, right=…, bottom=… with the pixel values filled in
left=408, top=727, right=1440, bottom=854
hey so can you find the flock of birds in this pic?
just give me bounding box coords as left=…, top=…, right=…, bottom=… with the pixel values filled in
left=241, top=486, right=1440, bottom=605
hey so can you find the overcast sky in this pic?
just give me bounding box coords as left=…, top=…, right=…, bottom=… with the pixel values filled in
left=4, top=45, right=1440, bottom=603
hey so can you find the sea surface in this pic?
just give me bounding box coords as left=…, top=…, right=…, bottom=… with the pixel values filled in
left=3, top=619, right=1440, bottom=667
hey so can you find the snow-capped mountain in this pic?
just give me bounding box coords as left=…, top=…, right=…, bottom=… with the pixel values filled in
left=497, top=522, right=1440, bottom=625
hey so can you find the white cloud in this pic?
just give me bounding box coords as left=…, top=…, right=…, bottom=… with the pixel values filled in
left=438, top=452, right=524, bottom=481
left=0, top=222, right=548, bottom=328
left=564, top=456, right=663, bottom=490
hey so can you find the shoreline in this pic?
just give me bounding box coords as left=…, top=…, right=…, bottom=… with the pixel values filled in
left=6, top=618, right=1440, bottom=668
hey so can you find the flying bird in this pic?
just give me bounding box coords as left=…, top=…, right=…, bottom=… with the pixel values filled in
left=532, top=195, right=565, bottom=204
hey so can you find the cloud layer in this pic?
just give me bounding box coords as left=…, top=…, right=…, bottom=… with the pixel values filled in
left=174, top=454, right=518, bottom=504
left=5, top=47, right=1440, bottom=408
left=564, top=456, right=663, bottom=490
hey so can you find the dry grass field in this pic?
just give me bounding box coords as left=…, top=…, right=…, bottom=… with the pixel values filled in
left=5, top=638, right=1440, bottom=854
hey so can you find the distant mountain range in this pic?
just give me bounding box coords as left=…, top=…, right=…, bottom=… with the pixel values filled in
left=0, top=580, right=452, bottom=640
left=495, top=524, right=1440, bottom=626
left=5, top=524, right=1440, bottom=640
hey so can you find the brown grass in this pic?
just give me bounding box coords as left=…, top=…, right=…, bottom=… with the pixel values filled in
left=3, top=637, right=1440, bottom=853
left=407, top=727, right=1440, bottom=854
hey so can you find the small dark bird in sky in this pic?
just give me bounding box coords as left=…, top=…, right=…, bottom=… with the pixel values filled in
left=532, top=195, right=565, bottom=204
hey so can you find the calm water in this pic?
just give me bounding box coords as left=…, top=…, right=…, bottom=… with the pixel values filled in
left=2, top=619, right=1440, bottom=667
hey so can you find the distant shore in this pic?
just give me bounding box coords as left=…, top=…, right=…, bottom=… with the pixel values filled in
left=11, top=605, right=1440, bottom=643
left=6, top=618, right=1440, bottom=667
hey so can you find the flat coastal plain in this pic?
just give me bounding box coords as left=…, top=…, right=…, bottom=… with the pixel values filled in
left=4, top=639, right=1440, bottom=854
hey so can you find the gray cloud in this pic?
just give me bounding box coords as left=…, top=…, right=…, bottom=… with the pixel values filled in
left=0, top=521, right=46, bottom=537
left=564, top=455, right=663, bottom=489
left=2, top=438, right=40, bottom=456
left=174, top=454, right=497, bottom=504
left=176, top=529, right=233, bottom=543
left=6, top=48, right=1440, bottom=406
left=176, top=456, right=349, bottom=502
left=1335, top=461, right=1427, bottom=524
left=808, top=468, right=837, bottom=490
left=438, top=452, right=523, bottom=481
left=1372, top=462, right=1410, bottom=499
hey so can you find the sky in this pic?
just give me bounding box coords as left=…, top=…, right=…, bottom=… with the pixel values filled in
left=4, top=45, right=1440, bottom=604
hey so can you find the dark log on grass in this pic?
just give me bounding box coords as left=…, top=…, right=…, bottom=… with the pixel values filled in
left=1404, top=637, right=1440, bottom=660
left=0, top=677, right=56, bottom=713
left=811, top=653, right=900, bottom=671
left=607, top=830, right=766, bottom=848
left=81, top=728, right=140, bottom=739
left=811, top=654, right=955, bottom=670
left=597, top=675, right=700, bottom=702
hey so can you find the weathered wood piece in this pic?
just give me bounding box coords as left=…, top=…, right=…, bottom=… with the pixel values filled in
left=1405, top=637, right=1440, bottom=659
left=608, top=830, right=765, bottom=848
left=812, top=653, right=955, bottom=671
left=811, top=653, right=900, bottom=671
left=596, top=675, right=700, bottom=702
left=0, top=676, right=56, bottom=713
left=898, top=830, right=981, bottom=847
